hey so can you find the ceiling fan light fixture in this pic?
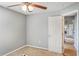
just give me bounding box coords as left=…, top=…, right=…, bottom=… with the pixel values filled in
left=28, top=5, right=34, bottom=12
left=22, top=4, right=33, bottom=12
left=8, top=2, right=47, bottom=13
left=22, top=5, right=27, bottom=11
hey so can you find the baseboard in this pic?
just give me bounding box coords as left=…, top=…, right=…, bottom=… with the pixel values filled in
left=26, top=45, right=48, bottom=50
left=3, top=44, right=62, bottom=56
left=3, top=45, right=27, bottom=56
left=26, top=45, right=62, bottom=54
left=3, top=45, right=48, bottom=56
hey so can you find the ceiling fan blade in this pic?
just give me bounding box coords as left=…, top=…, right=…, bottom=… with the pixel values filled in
left=8, top=4, right=22, bottom=7
left=31, top=3, right=47, bottom=10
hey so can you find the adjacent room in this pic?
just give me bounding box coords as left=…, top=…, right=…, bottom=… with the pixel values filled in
left=0, top=2, right=78, bottom=56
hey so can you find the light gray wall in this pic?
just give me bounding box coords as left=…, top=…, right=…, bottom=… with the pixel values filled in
left=26, top=3, right=79, bottom=52
left=26, top=14, right=48, bottom=48
left=0, top=7, right=26, bottom=55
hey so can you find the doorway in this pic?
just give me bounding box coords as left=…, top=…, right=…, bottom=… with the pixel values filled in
left=63, top=10, right=78, bottom=56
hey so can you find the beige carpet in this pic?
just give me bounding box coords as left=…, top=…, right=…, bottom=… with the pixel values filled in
left=7, top=46, right=62, bottom=56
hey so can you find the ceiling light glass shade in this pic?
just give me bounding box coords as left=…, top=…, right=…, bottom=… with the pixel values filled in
left=22, top=5, right=27, bottom=11
left=28, top=5, right=33, bottom=11
left=22, top=5, right=33, bottom=12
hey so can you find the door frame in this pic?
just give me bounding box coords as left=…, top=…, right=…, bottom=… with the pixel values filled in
left=62, top=10, right=78, bottom=55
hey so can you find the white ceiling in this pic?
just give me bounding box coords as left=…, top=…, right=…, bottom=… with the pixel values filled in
left=0, top=2, right=77, bottom=15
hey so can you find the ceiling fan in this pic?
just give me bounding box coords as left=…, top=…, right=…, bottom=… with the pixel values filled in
left=8, top=2, right=47, bottom=12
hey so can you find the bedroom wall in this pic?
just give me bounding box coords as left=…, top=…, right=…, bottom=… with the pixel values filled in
left=0, top=7, right=26, bottom=55
left=26, top=14, right=48, bottom=48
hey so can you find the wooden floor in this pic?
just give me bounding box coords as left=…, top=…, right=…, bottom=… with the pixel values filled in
left=63, top=43, right=77, bottom=56
left=7, top=46, right=62, bottom=56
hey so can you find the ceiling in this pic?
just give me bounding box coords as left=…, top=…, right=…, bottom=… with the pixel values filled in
left=0, top=2, right=77, bottom=15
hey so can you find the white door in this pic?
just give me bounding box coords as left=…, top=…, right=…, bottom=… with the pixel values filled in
left=48, top=16, right=63, bottom=53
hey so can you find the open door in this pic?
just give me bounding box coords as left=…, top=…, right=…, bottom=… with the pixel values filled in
left=48, top=16, right=63, bottom=54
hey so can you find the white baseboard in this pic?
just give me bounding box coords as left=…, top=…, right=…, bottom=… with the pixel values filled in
left=3, top=45, right=48, bottom=56
left=26, top=45, right=63, bottom=54
left=26, top=45, right=62, bottom=54
left=26, top=45, right=48, bottom=50
left=3, top=45, right=27, bottom=56
left=3, top=44, right=62, bottom=56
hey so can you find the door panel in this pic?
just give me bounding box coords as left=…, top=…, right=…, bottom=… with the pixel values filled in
left=48, top=16, right=62, bottom=53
